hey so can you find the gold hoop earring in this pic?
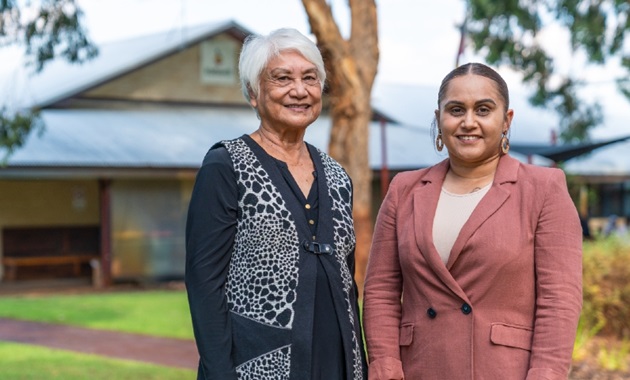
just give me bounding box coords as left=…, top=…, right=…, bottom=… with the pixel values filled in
left=436, top=131, right=444, bottom=152
left=500, top=134, right=510, bottom=155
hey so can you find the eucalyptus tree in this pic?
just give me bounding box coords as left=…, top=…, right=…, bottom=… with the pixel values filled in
left=301, top=0, right=379, bottom=291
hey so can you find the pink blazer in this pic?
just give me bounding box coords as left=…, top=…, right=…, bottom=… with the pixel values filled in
left=363, top=155, right=582, bottom=380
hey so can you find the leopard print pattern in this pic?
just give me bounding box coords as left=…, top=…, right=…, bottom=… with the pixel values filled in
left=318, top=150, right=364, bottom=380
left=235, top=346, right=291, bottom=380
left=223, top=139, right=299, bottom=329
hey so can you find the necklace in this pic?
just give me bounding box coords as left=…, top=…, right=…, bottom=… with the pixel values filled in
left=257, top=128, right=306, bottom=167
left=444, top=170, right=495, bottom=195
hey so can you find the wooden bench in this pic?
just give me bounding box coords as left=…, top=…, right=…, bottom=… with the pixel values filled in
left=2, top=255, right=100, bottom=281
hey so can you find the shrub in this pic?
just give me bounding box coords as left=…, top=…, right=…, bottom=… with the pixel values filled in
left=581, top=237, right=630, bottom=339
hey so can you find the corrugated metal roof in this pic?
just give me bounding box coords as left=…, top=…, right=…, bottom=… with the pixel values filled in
left=1, top=106, right=445, bottom=174
left=7, top=106, right=256, bottom=168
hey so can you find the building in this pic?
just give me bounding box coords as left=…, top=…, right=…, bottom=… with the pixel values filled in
left=1, top=21, right=252, bottom=284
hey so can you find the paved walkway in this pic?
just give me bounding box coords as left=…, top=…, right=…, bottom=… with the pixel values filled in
left=0, top=317, right=199, bottom=370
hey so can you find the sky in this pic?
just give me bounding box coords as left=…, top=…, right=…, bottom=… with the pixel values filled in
left=2, top=0, right=628, bottom=143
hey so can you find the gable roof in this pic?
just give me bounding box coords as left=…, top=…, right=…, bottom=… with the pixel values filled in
left=14, top=20, right=253, bottom=109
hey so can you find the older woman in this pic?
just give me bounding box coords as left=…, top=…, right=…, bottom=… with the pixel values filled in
left=185, top=28, right=367, bottom=380
left=363, top=63, right=582, bottom=380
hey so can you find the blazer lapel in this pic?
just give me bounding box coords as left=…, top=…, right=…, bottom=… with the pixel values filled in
left=412, top=160, right=470, bottom=301
left=446, top=155, right=520, bottom=269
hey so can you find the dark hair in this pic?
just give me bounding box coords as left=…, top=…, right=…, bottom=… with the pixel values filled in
left=437, top=62, right=510, bottom=111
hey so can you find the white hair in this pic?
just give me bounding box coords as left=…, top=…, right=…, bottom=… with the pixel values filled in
left=238, top=28, right=326, bottom=102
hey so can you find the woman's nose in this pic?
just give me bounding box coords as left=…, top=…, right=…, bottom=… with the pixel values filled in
left=462, top=110, right=476, bottom=127
left=290, top=79, right=308, bottom=98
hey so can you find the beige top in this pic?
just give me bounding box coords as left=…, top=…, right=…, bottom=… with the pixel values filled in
left=433, top=183, right=491, bottom=264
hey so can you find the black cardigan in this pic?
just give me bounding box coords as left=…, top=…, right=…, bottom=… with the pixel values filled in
left=185, top=135, right=367, bottom=380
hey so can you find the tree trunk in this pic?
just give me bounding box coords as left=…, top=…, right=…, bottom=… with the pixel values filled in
left=301, top=0, right=379, bottom=297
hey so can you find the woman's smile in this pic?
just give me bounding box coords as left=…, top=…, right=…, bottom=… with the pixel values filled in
left=457, top=135, right=482, bottom=142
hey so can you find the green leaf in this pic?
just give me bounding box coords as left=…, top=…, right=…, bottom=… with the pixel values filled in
left=0, top=108, right=45, bottom=163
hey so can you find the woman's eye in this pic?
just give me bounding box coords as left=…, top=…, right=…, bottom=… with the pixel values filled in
left=304, top=75, right=319, bottom=85
left=449, top=107, right=464, bottom=115
left=477, top=107, right=490, bottom=115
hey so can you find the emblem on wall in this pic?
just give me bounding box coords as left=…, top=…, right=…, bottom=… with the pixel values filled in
left=200, top=39, right=237, bottom=85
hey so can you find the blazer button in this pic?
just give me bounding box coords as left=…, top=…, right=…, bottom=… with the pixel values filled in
left=427, top=308, right=437, bottom=319
left=461, top=303, right=472, bottom=315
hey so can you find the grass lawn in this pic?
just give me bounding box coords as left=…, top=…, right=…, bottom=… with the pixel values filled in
left=0, top=341, right=195, bottom=380
left=0, top=289, right=197, bottom=379
left=0, top=289, right=193, bottom=339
